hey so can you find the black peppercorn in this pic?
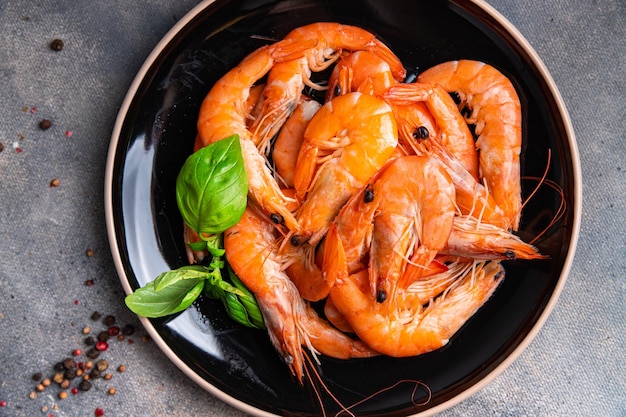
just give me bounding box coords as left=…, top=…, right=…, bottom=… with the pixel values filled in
left=62, top=358, right=76, bottom=370
left=121, top=324, right=135, bottom=336
left=86, top=348, right=100, bottom=360
left=50, top=39, right=64, bottom=51
left=103, top=315, right=116, bottom=326
left=97, top=331, right=110, bottom=342
left=78, top=380, right=92, bottom=392
left=39, top=119, right=52, bottom=130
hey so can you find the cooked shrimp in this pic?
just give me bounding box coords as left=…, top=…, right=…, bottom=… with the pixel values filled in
left=326, top=226, right=504, bottom=357
left=366, top=155, right=456, bottom=302
left=444, top=216, right=546, bottom=260
left=272, top=98, right=321, bottom=188
left=248, top=58, right=311, bottom=155
left=384, top=82, right=479, bottom=180
left=224, top=206, right=378, bottom=382
left=418, top=60, right=522, bottom=229
left=284, top=23, right=406, bottom=82
left=196, top=40, right=315, bottom=232
left=290, top=92, right=398, bottom=246
left=326, top=50, right=397, bottom=100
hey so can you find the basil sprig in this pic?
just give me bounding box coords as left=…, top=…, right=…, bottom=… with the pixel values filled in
left=125, top=135, right=264, bottom=329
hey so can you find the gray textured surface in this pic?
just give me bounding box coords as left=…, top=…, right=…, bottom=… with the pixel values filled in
left=0, top=1, right=624, bottom=416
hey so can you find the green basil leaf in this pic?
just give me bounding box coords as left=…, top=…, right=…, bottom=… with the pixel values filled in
left=176, top=135, right=248, bottom=235
left=125, top=278, right=205, bottom=318
left=221, top=292, right=259, bottom=328
left=153, top=265, right=209, bottom=292
left=228, top=267, right=265, bottom=329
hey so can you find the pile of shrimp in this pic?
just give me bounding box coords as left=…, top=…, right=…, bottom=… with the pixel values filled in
left=188, top=23, right=546, bottom=384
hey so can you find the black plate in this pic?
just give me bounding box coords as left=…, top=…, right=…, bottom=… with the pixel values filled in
left=105, top=0, right=581, bottom=415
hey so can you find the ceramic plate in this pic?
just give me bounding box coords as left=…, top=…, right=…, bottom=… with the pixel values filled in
left=105, top=0, right=581, bottom=415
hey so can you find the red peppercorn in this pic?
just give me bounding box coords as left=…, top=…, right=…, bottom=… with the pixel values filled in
left=95, top=408, right=105, bottom=416
left=108, top=326, right=120, bottom=337
left=95, top=341, right=108, bottom=351
left=73, top=349, right=82, bottom=356
left=71, top=387, right=78, bottom=395
left=0, top=400, right=6, bottom=407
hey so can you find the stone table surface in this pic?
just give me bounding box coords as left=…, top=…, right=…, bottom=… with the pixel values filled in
left=0, top=0, right=624, bottom=416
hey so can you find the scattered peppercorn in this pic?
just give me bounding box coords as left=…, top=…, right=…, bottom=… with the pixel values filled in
left=117, top=364, right=126, bottom=373
left=39, top=119, right=52, bottom=130
left=86, top=249, right=94, bottom=257
left=85, top=336, right=95, bottom=345
left=86, top=348, right=100, bottom=359
left=96, top=360, right=109, bottom=372
left=49, top=178, right=60, bottom=187
left=97, top=331, right=110, bottom=342
left=73, top=349, right=82, bottom=356
left=29, top=391, right=37, bottom=399
left=63, top=358, right=76, bottom=370
left=91, top=311, right=101, bottom=321
left=60, top=379, right=70, bottom=389
left=32, top=372, right=43, bottom=381
left=58, top=391, right=68, bottom=400
left=79, top=380, right=92, bottom=391
left=54, top=362, right=65, bottom=372
left=41, top=378, right=51, bottom=387
left=71, top=387, right=78, bottom=395
left=103, top=315, right=116, bottom=326
left=36, top=384, right=44, bottom=392
left=103, top=373, right=112, bottom=381
left=121, top=325, right=135, bottom=336
left=107, top=388, right=116, bottom=396
left=108, top=326, right=120, bottom=337
left=0, top=400, right=6, bottom=407
left=95, top=407, right=105, bottom=416
left=52, top=373, right=64, bottom=384
left=50, top=39, right=64, bottom=51
left=95, top=341, right=108, bottom=352
left=85, top=279, right=95, bottom=286
left=0, top=143, right=4, bottom=152
left=82, top=327, right=91, bottom=334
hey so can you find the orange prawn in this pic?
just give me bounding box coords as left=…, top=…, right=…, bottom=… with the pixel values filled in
left=326, top=50, right=397, bottom=100
left=290, top=92, right=398, bottom=247
left=272, top=98, right=321, bottom=188
left=418, top=60, right=523, bottom=230
left=224, top=206, right=378, bottom=382
left=326, top=224, right=504, bottom=358
left=283, top=23, right=406, bottom=83
left=196, top=40, right=313, bottom=232
left=384, top=82, right=479, bottom=180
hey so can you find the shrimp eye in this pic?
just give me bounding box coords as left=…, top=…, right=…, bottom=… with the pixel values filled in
left=270, top=213, right=284, bottom=225
left=376, top=290, right=387, bottom=303
left=413, top=126, right=429, bottom=139
left=333, top=84, right=341, bottom=97
left=290, top=235, right=309, bottom=247
left=364, top=184, right=374, bottom=203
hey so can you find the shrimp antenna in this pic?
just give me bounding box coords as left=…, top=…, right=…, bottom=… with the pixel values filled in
left=301, top=350, right=356, bottom=417
left=334, top=379, right=432, bottom=417
left=520, top=149, right=567, bottom=244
